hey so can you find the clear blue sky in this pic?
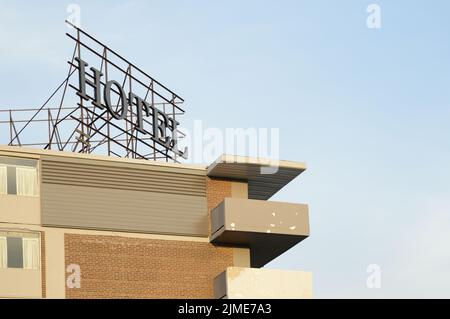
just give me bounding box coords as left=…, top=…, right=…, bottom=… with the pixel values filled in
left=1, top=0, right=450, bottom=298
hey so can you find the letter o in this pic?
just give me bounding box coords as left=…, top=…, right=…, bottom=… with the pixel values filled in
left=104, top=80, right=127, bottom=120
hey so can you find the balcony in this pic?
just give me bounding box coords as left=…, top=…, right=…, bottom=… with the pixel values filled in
left=210, top=198, right=309, bottom=267
left=214, top=267, right=312, bottom=299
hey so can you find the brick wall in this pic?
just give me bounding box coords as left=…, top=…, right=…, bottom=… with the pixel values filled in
left=206, top=177, right=231, bottom=234
left=206, top=177, right=232, bottom=213
left=64, top=234, right=234, bottom=299
left=40, top=231, right=46, bottom=298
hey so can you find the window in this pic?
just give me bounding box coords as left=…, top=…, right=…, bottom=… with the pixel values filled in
left=23, top=237, right=40, bottom=269
left=0, top=157, right=38, bottom=196
left=16, top=167, right=38, bottom=196
left=0, top=232, right=40, bottom=270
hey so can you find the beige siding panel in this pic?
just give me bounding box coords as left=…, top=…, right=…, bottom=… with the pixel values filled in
left=41, top=183, right=208, bottom=236
left=41, top=158, right=206, bottom=197
left=40, top=157, right=208, bottom=236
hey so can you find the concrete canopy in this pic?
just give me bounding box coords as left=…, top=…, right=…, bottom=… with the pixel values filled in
left=206, top=155, right=307, bottom=200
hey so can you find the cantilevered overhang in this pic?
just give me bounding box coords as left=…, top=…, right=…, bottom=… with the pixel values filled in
left=206, top=155, right=306, bottom=200
left=210, top=198, right=309, bottom=267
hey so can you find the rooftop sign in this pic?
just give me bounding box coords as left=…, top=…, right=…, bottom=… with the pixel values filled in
left=0, top=20, right=188, bottom=162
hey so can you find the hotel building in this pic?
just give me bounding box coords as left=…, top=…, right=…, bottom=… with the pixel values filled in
left=0, top=145, right=311, bottom=298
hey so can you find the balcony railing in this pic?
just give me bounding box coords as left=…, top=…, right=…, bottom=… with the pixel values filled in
left=210, top=198, right=309, bottom=267
left=214, top=267, right=312, bottom=299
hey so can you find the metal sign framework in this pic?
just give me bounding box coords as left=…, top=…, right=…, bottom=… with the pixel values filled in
left=0, top=21, right=186, bottom=162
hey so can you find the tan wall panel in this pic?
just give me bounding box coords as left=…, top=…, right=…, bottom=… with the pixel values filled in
left=45, top=229, right=66, bottom=299
left=0, top=269, right=42, bottom=298
left=0, top=195, right=40, bottom=225
left=231, top=181, right=248, bottom=198
left=232, top=248, right=250, bottom=267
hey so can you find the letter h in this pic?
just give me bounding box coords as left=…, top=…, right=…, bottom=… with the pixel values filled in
left=75, top=57, right=103, bottom=109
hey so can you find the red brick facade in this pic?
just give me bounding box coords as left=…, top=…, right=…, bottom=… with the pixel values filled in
left=206, top=177, right=232, bottom=234
left=206, top=177, right=232, bottom=213
left=64, top=234, right=234, bottom=298
left=40, top=231, right=46, bottom=298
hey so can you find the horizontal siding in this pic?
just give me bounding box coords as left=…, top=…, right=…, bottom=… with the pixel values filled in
left=42, top=184, right=208, bottom=236
left=40, top=156, right=208, bottom=236
left=41, top=158, right=206, bottom=197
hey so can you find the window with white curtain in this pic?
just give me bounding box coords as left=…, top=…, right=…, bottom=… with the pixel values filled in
left=0, top=157, right=38, bottom=197
left=22, top=237, right=39, bottom=270
left=16, top=166, right=38, bottom=196
left=0, top=165, right=6, bottom=195
left=0, top=232, right=40, bottom=270
left=0, top=237, right=7, bottom=268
